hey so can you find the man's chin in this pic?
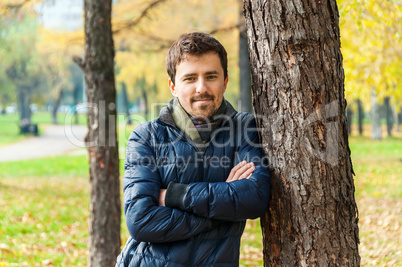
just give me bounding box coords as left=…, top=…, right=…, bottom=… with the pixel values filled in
left=191, top=110, right=215, bottom=121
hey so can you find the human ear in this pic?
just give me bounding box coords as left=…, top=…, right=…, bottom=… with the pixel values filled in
left=169, top=78, right=177, bottom=97
left=223, top=75, right=229, bottom=93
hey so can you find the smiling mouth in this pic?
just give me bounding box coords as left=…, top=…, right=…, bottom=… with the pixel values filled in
left=194, top=99, right=211, bottom=102
left=192, top=95, right=214, bottom=103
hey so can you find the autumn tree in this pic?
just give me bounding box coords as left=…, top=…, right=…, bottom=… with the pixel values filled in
left=339, top=0, right=402, bottom=137
left=74, top=0, right=121, bottom=266
left=242, top=0, right=360, bottom=265
left=37, top=31, right=74, bottom=124
left=0, top=11, right=44, bottom=125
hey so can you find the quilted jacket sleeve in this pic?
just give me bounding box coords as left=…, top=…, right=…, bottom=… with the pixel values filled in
left=165, top=115, right=271, bottom=221
left=123, top=125, right=217, bottom=243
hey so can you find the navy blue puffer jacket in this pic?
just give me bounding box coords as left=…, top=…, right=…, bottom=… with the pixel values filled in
left=116, top=102, right=271, bottom=267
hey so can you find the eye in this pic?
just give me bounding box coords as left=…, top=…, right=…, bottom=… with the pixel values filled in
left=206, top=75, right=218, bottom=80
left=184, top=77, right=196, bottom=82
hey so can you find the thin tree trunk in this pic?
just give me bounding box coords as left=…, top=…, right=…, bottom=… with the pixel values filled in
left=81, top=0, right=121, bottom=266
left=242, top=0, right=360, bottom=266
left=347, top=106, right=353, bottom=135
left=121, top=82, right=132, bottom=125
left=371, top=89, right=381, bottom=140
left=73, top=84, right=80, bottom=125
left=238, top=0, right=252, bottom=113
left=357, top=99, right=363, bottom=135
left=18, top=86, right=25, bottom=123
left=141, top=87, right=149, bottom=120
left=18, top=86, right=31, bottom=125
left=52, top=89, right=64, bottom=124
left=384, top=97, right=393, bottom=137
left=392, top=105, right=399, bottom=132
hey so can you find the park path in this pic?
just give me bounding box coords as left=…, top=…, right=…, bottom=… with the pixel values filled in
left=0, top=124, right=87, bottom=162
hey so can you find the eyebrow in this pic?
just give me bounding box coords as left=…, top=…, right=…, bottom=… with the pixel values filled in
left=205, top=71, right=219, bottom=75
left=181, top=71, right=220, bottom=79
left=181, top=73, right=197, bottom=79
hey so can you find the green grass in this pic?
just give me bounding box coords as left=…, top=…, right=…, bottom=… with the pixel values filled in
left=349, top=136, right=402, bottom=198
left=349, top=136, right=402, bottom=159
left=0, top=134, right=401, bottom=266
left=0, top=114, right=27, bottom=146
left=0, top=155, right=89, bottom=178
left=0, top=155, right=127, bottom=266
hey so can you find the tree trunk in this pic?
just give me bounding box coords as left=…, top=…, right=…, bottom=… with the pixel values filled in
left=51, top=89, right=64, bottom=124
left=392, top=105, right=399, bottom=132
left=384, top=97, right=393, bottom=137
left=347, top=106, right=353, bottom=136
left=356, top=99, right=363, bottom=136
left=82, top=0, right=121, bottom=266
left=370, top=89, right=381, bottom=140
left=242, top=0, right=360, bottom=266
left=121, top=82, right=132, bottom=125
left=141, top=87, right=149, bottom=120
left=18, top=86, right=31, bottom=125
left=73, top=84, right=80, bottom=125
left=239, top=0, right=252, bottom=113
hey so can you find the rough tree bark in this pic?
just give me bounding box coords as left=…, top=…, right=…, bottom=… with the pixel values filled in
left=242, top=0, right=360, bottom=266
left=78, top=0, right=121, bottom=266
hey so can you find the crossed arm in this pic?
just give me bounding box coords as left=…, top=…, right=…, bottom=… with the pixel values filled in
left=159, top=160, right=256, bottom=206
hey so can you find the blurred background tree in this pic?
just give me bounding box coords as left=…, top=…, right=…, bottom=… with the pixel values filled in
left=0, top=9, right=44, bottom=125
left=340, top=0, right=402, bottom=138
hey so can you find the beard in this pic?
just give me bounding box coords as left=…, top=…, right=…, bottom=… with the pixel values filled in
left=190, top=95, right=219, bottom=121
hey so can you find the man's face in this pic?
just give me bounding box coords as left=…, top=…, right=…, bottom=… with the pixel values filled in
left=169, top=52, right=228, bottom=120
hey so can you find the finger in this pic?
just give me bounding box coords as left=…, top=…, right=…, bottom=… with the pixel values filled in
left=240, top=166, right=255, bottom=179
left=227, top=161, right=246, bottom=182
left=237, top=164, right=255, bottom=180
left=232, top=162, right=254, bottom=181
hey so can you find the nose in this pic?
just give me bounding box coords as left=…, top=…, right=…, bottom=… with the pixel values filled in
left=195, top=78, right=208, bottom=94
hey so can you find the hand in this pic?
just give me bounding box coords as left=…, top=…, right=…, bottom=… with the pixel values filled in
left=226, top=160, right=255, bottom=182
left=159, top=189, right=167, bottom=206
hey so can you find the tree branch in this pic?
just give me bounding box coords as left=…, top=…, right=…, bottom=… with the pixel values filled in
left=5, top=0, right=31, bottom=8
left=73, top=56, right=85, bottom=70
left=209, top=24, right=240, bottom=35
left=0, top=0, right=31, bottom=14
left=113, top=0, right=169, bottom=34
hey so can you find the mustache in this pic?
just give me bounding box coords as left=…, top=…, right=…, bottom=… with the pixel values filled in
left=191, top=94, right=214, bottom=102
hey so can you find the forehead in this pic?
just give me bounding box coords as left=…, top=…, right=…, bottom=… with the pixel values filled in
left=176, top=52, right=223, bottom=75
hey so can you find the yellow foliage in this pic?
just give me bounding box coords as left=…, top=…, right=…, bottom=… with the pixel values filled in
left=339, top=0, right=401, bottom=110
left=112, top=0, right=240, bottom=105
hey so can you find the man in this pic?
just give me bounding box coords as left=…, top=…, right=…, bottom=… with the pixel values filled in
left=116, top=32, right=271, bottom=266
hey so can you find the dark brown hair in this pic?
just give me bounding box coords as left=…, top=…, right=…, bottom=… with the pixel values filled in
left=165, top=32, right=228, bottom=84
